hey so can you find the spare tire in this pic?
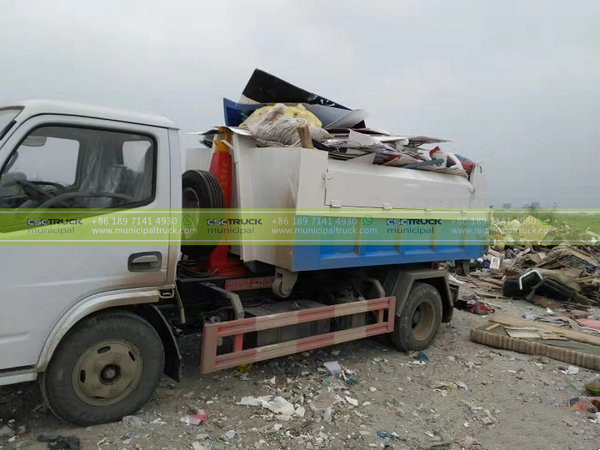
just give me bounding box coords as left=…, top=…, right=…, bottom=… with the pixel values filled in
left=182, top=170, right=225, bottom=258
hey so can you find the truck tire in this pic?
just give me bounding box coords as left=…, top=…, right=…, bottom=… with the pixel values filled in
left=390, top=282, right=442, bottom=352
left=41, top=311, right=164, bottom=425
left=182, top=170, right=225, bottom=259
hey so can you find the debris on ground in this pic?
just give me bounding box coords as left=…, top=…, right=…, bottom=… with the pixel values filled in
left=559, top=365, right=580, bottom=375
left=458, top=243, right=600, bottom=376
left=1, top=266, right=598, bottom=449
left=0, top=425, right=14, bottom=438
left=458, top=243, right=599, bottom=307
left=521, top=314, right=572, bottom=328
left=224, top=430, right=237, bottom=440
left=180, top=409, right=208, bottom=425
left=376, top=430, right=400, bottom=441
left=585, top=377, right=600, bottom=395
left=345, top=376, right=358, bottom=386
left=470, top=315, right=600, bottom=370
left=431, top=381, right=459, bottom=391
left=236, top=395, right=303, bottom=420
left=344, top=396, right=359, bottom=406
left=121, top=415, right=144, bottom=427
left=323, top=360, right=343, bottom=377
left=307, top=390, right=342, bottom=422
left=455, top=435, right=484, bottom=450
left=415, top=351, right=430, bottom=363
left=37, top=434, right=81, bottom=450
left=455, top=294, right=495, bottom=315
left=503, top=269, right=595, bottom=306
left=576, top=318, right=600, bottom=331
left=568, top=397, right=600, bottom=413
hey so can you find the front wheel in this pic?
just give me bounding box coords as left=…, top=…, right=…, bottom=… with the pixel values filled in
left=390, top=282, right=443, bottom=352
left=42, top=311, right=164, bottom=425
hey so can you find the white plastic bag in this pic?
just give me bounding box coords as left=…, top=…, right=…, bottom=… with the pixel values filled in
left=243, top=103, right=330, bottom=146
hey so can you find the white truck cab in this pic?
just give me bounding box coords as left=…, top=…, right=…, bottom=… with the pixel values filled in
left=0, top=101, right=182, bottom=422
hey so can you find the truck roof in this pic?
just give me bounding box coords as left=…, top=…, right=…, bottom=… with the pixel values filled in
left=4, top=99, right=177, bottom=129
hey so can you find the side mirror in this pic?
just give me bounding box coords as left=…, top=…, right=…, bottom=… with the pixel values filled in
left=22, top=135, right=47, bottom=147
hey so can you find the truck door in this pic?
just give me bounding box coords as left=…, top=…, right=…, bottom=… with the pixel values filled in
left=0, top=115, right=171, bottom=370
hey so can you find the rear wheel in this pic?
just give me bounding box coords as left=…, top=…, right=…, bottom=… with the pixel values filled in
left=42, top=311, right=164, bottom=425
left=390, top=282, right=442, bottom=352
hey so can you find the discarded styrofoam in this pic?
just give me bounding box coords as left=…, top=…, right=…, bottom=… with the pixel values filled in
left=236, top=395, right=303, bottom=420
left=323, top=361, right=342, bottom=377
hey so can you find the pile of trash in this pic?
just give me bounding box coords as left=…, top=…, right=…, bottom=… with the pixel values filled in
left=454, top=214, right=599, bottom=298
left=507, top=246, right=599, bottom=302
left=499, top=245, right=599, bottom=305
left=455, top=243, right=599, bottom=315
left=489, top=214, right=600, bottom=247
left=210, top=69, right=475, bottom=178
left=451, top=232, right=600, bottom=306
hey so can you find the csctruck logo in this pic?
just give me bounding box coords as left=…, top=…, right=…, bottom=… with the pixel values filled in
left=27, top=219, right=82, bottom=226
left=207, top=218, right=263, bottom=225
left=386, top=219, right=442, bottom=226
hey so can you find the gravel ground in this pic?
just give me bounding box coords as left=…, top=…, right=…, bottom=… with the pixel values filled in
left=1, top=292, right=599, bottom=450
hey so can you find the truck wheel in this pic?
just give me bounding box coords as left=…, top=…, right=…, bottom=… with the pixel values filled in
left=182, top=170, right=225, bottom=259
left=390, top=282, right=442, bottom=352
left=42, top=311, right=164, bottom=425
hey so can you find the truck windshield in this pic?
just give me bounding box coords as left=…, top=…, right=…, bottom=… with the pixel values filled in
left=0, top=108, right=20, bottom=140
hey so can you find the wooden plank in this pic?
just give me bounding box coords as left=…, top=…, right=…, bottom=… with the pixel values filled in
left=490, top=314, right=600, bottom=347
left=297, top=124, right=314, bottom=149
left=476, top=291, right=502, bottom=298
left=479, top=278, right=503, bottom=288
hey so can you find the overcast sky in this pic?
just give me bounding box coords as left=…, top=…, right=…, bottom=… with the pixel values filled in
left=1, top=0, right=598, bottom=208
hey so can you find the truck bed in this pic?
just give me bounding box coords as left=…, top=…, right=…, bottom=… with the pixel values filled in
left=193, top=130, right=486, bottom=271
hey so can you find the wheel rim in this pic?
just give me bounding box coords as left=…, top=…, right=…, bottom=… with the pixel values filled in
left=411, top=300, right=435, bottom=341
left=72, top=339, right=144, bottom=406
left=182, top=187, right=200, bottom=209
left=182, top=187, right=200, bottom=239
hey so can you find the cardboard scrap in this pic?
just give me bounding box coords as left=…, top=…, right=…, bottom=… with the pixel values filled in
left=504, top=327, right=542, bottom=339
left=470, top=314, right=600, bottom=371
left=503, top=326, right=566, bottom=340
left=576, top=319, right=600, bottom=331
left=490, top=314, right=600, bottom=347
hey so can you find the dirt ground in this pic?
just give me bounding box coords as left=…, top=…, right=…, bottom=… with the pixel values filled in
left=1, top=292, right=599, bottom=450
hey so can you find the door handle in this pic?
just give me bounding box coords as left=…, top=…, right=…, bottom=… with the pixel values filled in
left=128, top=252, right=162, bottom=272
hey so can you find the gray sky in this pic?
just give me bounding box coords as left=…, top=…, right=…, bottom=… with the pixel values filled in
left=1, top=0, right=598, bottom=208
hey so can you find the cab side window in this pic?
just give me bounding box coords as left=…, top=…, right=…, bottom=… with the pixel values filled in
left=0, top=126, right=155, bottom=209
